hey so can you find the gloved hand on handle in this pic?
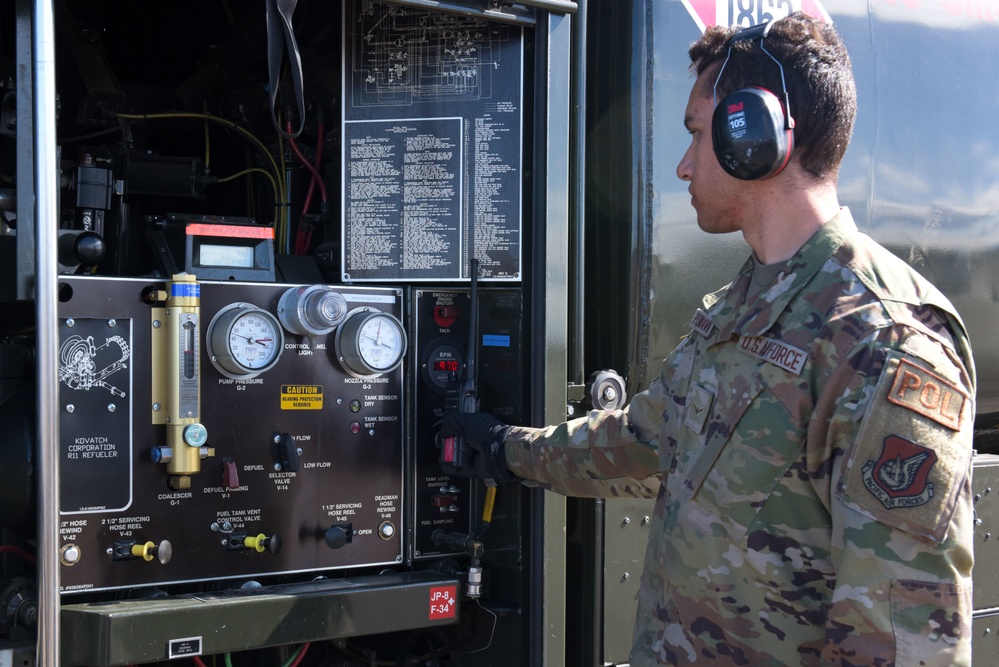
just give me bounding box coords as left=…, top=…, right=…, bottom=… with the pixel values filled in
left=438, top=412, right=518, bottom=484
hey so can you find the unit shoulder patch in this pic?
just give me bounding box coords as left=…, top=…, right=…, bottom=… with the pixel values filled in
left=839, top=350, right=973, bottom=543
left=886, top=358, right=968, bottom=431
left=861, top=435, right=937, bottom=510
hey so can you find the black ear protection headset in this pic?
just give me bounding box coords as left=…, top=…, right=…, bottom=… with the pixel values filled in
left=711, top=21, right=795, bottom=180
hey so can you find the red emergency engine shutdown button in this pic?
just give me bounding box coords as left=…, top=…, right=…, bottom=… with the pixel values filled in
left=429, top=585, right=457, bottom=620
left=433, top=305, right=458, bottom=329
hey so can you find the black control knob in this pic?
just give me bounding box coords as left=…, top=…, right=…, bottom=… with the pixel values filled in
left=263, top=533, right=282, bottom=555
left=74, top=231, right=106, bottom=268
left=324, top=525, right=351, bottom=549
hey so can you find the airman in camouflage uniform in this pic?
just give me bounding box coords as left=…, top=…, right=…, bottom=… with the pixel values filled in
left=496, top=206, right=975, bottom=665
left=442, top=12, right=975, bottom=666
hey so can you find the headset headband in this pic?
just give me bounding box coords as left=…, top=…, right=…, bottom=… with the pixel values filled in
left=712, top=21, right=794, bottom=132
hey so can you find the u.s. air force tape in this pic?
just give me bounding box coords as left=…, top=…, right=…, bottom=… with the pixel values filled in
left=738, top=335, right=808, bottom=375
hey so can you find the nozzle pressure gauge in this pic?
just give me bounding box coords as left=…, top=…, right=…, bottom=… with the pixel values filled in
left=336, top=309, right=407, bottom=378
left=207, top=303, right=285, bottom=379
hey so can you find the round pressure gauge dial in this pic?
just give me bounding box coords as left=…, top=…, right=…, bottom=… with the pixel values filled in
left=336, top=309, right=407, bottom=378
left=207, top=304, right=285, bottom=379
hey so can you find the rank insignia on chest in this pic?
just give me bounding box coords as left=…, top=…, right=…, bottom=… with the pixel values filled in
left=684, top=382, right=714, bottom=435
left=862, top=435, right=937, bottom=509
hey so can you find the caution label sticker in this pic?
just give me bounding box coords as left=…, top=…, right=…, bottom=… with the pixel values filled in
left=280, top=385, right=323, bottom=410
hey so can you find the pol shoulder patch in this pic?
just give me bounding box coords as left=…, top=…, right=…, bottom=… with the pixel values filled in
left=886, top=358, right=968, bottom=430
left=840, top=350, right=973, bottom=544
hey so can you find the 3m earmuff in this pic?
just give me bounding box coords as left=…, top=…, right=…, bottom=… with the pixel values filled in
left=711, top=21, right=795, bottom=180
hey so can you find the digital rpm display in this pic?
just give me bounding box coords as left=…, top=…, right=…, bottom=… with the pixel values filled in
left=423, top=344, right=463, bottom=392
left=433, top=359, right=460, bottom=373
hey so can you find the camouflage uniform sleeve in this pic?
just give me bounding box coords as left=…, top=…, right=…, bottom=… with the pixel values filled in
left=815, top=328, right=974, bottom=666
left=502, top=362, right=668, bottom=498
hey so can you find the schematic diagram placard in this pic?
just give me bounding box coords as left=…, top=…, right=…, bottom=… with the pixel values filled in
left=343, top=0, right=523, bottom=282
left=58, top=318, right=134, bottom=514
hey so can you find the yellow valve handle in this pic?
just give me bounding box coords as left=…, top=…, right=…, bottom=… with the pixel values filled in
left=131, top=541, right=157, bottom=562
left=482, top=486, right=497, bottom=525
left=244, top=533, right=269, bottom=553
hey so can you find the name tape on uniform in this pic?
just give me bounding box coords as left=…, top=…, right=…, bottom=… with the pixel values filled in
left=690, top=309, right=716, bottom=338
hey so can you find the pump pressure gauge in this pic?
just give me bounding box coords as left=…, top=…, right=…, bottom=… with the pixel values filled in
left=335, top=308, right=407, bottom=378
left=207, top=303, right=285, bottom=379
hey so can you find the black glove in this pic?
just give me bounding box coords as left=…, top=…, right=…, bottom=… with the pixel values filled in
left=438, top=412, right=516, bottom=483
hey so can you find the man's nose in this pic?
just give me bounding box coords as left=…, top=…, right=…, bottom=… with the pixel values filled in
left=676, top=146, right=693, bottom=181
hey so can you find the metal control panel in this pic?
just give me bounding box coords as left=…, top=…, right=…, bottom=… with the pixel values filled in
left=410, top=288, right=524, bottom=559
left=56, top=276, right=406, bottom=593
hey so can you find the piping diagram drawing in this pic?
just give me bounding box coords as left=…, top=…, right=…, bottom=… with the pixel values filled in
left=353, top=1, right=513, bottom=107
left=59, top=333, right=131, bottom=397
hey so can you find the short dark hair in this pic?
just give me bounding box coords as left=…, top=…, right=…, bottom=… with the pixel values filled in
left=688, top=13, right=856, bottom=180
